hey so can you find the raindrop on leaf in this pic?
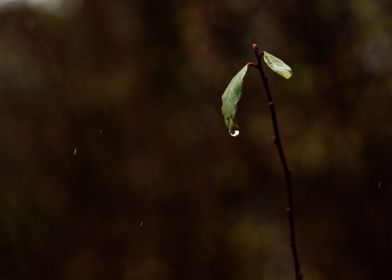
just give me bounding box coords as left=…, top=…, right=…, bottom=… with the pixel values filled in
left=229, top=129, right=240, bottom=137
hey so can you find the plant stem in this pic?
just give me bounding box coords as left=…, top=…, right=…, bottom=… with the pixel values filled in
left=251, top=43, right=303, bottom=280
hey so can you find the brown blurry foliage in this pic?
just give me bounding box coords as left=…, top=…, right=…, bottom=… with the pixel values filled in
left=0, top=0, right=392, bottom=279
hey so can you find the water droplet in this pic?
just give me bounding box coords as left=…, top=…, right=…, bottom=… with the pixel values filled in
left=378, top=182, right=382, bottom=189
left=99, top=129, right=103, bottom=134
left=73, top=148, right=77, bottom=156
left=229, top=129, right=240, bottom=137
left=139, top=221, right=143, bottom=227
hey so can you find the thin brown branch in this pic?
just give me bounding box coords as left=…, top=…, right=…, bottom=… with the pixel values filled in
left=252, top=43, right=303, bottom=280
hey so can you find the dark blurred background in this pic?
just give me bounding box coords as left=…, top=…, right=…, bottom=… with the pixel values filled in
left=0, top=0, right=391, bottom=279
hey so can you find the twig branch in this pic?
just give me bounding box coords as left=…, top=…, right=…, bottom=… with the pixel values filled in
left=252, top=43, right=303, bottom=280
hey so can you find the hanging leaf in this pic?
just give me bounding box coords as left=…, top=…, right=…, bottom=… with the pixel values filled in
left=221, top=64, right=249, bottom=136
left=263, top=51, right=292, bottom=79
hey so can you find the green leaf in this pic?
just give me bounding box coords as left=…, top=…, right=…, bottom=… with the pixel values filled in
left=263, top=51, right=292, bottom=79
left=221, top=64, right=249, bottom=136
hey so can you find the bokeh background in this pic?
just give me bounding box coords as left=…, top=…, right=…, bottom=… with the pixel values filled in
left=1, top=0, right=392, bottom=279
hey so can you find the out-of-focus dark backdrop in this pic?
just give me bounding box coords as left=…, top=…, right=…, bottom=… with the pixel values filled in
left=0, top=0, right=391, bottom=279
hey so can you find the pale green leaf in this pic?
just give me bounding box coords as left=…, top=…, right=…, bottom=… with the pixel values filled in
left=263, top=51, right=292, bottom=79
left=221, top=65, right=249, bottom=136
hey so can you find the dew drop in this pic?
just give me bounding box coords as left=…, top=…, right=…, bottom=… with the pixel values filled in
left=229, top=129, right=240, bottom=137
left=73, top=148, right=77, bottom=156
